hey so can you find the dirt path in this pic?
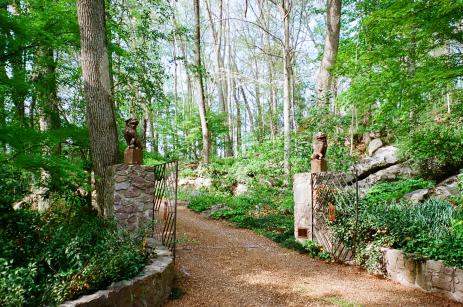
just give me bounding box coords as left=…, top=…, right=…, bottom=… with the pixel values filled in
left=165, top=206, right=458, bottom=307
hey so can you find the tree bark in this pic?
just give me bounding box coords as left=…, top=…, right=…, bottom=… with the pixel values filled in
left=36, top=47, right=60, bottom=132
left=234, top=85, right=241, bottom=155
left=254, top=60, right=263, bottom=143
left=77, top=0, right=119, bottom=215
left=205, top=0, right=233, bottom=157
left=316, top=0, right=341, bottom=106
left=149, top=110, right=158, bottom=153
left=268, top=59, right=277, bottom=140
left=239, top=85, right=254, bottom=134
left=282, top=0, right=292, bottom=183
left=193, top=0, right=210, bottom=164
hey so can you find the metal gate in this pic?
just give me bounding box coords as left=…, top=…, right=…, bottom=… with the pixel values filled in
left=152, top=161, right=178, bottom=259
left=311, top=171, right=359, bottom=262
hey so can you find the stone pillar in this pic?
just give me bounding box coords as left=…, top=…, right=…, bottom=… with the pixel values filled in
left=293, top=173, right=313, bottom=243
left=112, top=164, right=155, bottom=231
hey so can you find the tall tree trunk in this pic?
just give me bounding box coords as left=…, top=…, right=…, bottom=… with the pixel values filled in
left=10, top=1, right=27, bottom=127
left=239, top=85, right=254, bottom=134
left=0, top=54, right=6, bottom=130
left=77, top=0, right=119, bottom=215
left=290, top=64, right=297, bottom=130
left=0, top=28, right=6, bottom=150
left=204, top=0, right=232, bottom=157
left=193, top=0, right=210, bottom=164
left=11, top=51, right=27, bottom=126
left=316, top=0, right=341, bottom=106
left=149, top=110, right=158, bottom=153
left=282, top=0, right=292, bottom=182
left=234, top=86, right=241, bottom=155
left=254, top=60, right=264, bottom=143
left=268, top=59, right=277, bottom=140
left=36, top=47, right=60, bottom=132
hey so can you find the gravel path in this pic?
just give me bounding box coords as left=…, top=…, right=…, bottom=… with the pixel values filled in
left=165, top=206, right=458, bottom=306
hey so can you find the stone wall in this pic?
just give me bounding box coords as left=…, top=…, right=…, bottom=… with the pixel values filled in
left=61, top=245, right=174, bottom=307
left=382, top=248, right=463, bottom=303
left=112, top=164, right=155, bottom=231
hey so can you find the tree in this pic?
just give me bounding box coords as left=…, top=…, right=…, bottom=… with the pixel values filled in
left=316, top=0, right=341, bottom=106
left=205, top=0, right=233, bottom=157
left=193, top=0, right=210, bottom=163
left=76, top=0, right=119, bottom=215
left=281, top=0, right=292, bottom=182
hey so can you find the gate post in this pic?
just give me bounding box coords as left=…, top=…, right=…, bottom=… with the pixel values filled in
left=293, top=173, right=313, bottom=243
left=111, top=164, right=155, bottom=231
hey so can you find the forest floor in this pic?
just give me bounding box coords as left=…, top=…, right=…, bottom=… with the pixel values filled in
left=165, top=206, right=458, bottom=307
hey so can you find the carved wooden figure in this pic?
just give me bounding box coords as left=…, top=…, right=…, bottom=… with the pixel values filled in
left=311, top=132, right=327, bottom=160
left=124, top=118, right=142, bottom=149
left=124, top=118, right=143, bottom=165
left=311, top=132, right=328, bottom=173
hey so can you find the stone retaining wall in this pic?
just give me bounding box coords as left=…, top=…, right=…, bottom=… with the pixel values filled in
left=61, top=246, right=174, bottom=307
left=112, top=164, right=155, bottom=231
left=382, top=248, right=463, bottom=303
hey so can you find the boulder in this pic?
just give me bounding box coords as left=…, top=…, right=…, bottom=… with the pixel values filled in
left=357, top=163, right=417, bottom=190
left=13, top=186, right=50, bottom=211
left=403, top=188, right=430, bottom=203
left=178, top=177, right=212, bottom=190
left=354, top=146, right=400, bottom=179
left=431, top=175, right=461, bottom=199
left=233, top=183, right=248, bottom=196
left=368, top=138, right=383, bottom=157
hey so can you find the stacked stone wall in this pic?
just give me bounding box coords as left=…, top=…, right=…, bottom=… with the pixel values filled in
left=382, top=248, right=463, bottom=302
left=112, top=164, right=155, bottom=231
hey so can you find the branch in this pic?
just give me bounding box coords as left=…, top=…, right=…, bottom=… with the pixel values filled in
left=225, top=17, right=283, bottom=45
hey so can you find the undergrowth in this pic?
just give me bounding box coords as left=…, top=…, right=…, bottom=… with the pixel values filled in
left=0, top=200, right=150, bottom=306
left=331, top=195, right=463, bottom=270
left=188, top=188, right=307, bottom=252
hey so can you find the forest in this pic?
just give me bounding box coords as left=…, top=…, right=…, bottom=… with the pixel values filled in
left=1, top=0, right=463, bottom=305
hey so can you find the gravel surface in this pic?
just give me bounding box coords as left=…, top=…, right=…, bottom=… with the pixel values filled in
left=165, top=206, right=459, bottom=307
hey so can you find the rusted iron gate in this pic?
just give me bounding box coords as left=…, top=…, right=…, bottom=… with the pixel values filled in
left=152, top=161, right=178, bottom=260
left=311, top=171, right=359, bottom=262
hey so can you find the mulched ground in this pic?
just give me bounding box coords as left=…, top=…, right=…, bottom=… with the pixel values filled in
left=165, top=206, right=459, bottom=306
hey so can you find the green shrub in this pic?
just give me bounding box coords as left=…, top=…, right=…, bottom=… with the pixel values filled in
left=303, top=240, right=331, bottom=260
left=400, top=123, right=463, bottom=180
left=329, top=196, right=460, bottom=269
left=363, top=178, right=434, bottom=204
left=0, top=201, right=149, bottom=306
left=187, top=187, right=298, bottom=251
left=411, top=219, right=463, bottom=267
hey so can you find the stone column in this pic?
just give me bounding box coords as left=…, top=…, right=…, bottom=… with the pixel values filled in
left=112, top=164, right=155, bottom=231
left=293, top=173, right=313, bottom=243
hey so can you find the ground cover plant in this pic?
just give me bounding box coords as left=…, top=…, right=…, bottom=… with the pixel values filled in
left=0, top=200, right=150, bottom=306
left=188, top=187, right=305, bottom=252
left=329, top=189, right=463, bottom=273
left=362, top=178, right=434, bottom=204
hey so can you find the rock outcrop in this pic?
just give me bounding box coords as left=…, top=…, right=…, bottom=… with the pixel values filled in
left=358, top=163, right=418, bottom=190
left=404, top=174, right=462, bottom=202
left=178, top=177, right=212, bottom=190
left=403, top=188, right=430, bottom=202
left=233, top=183, right=248, bottom=196
left=354, top=146, right=401, bottom=180
left=432, top=175, right=461, bottom=199
left=368, top=138, right=383, bottom=157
